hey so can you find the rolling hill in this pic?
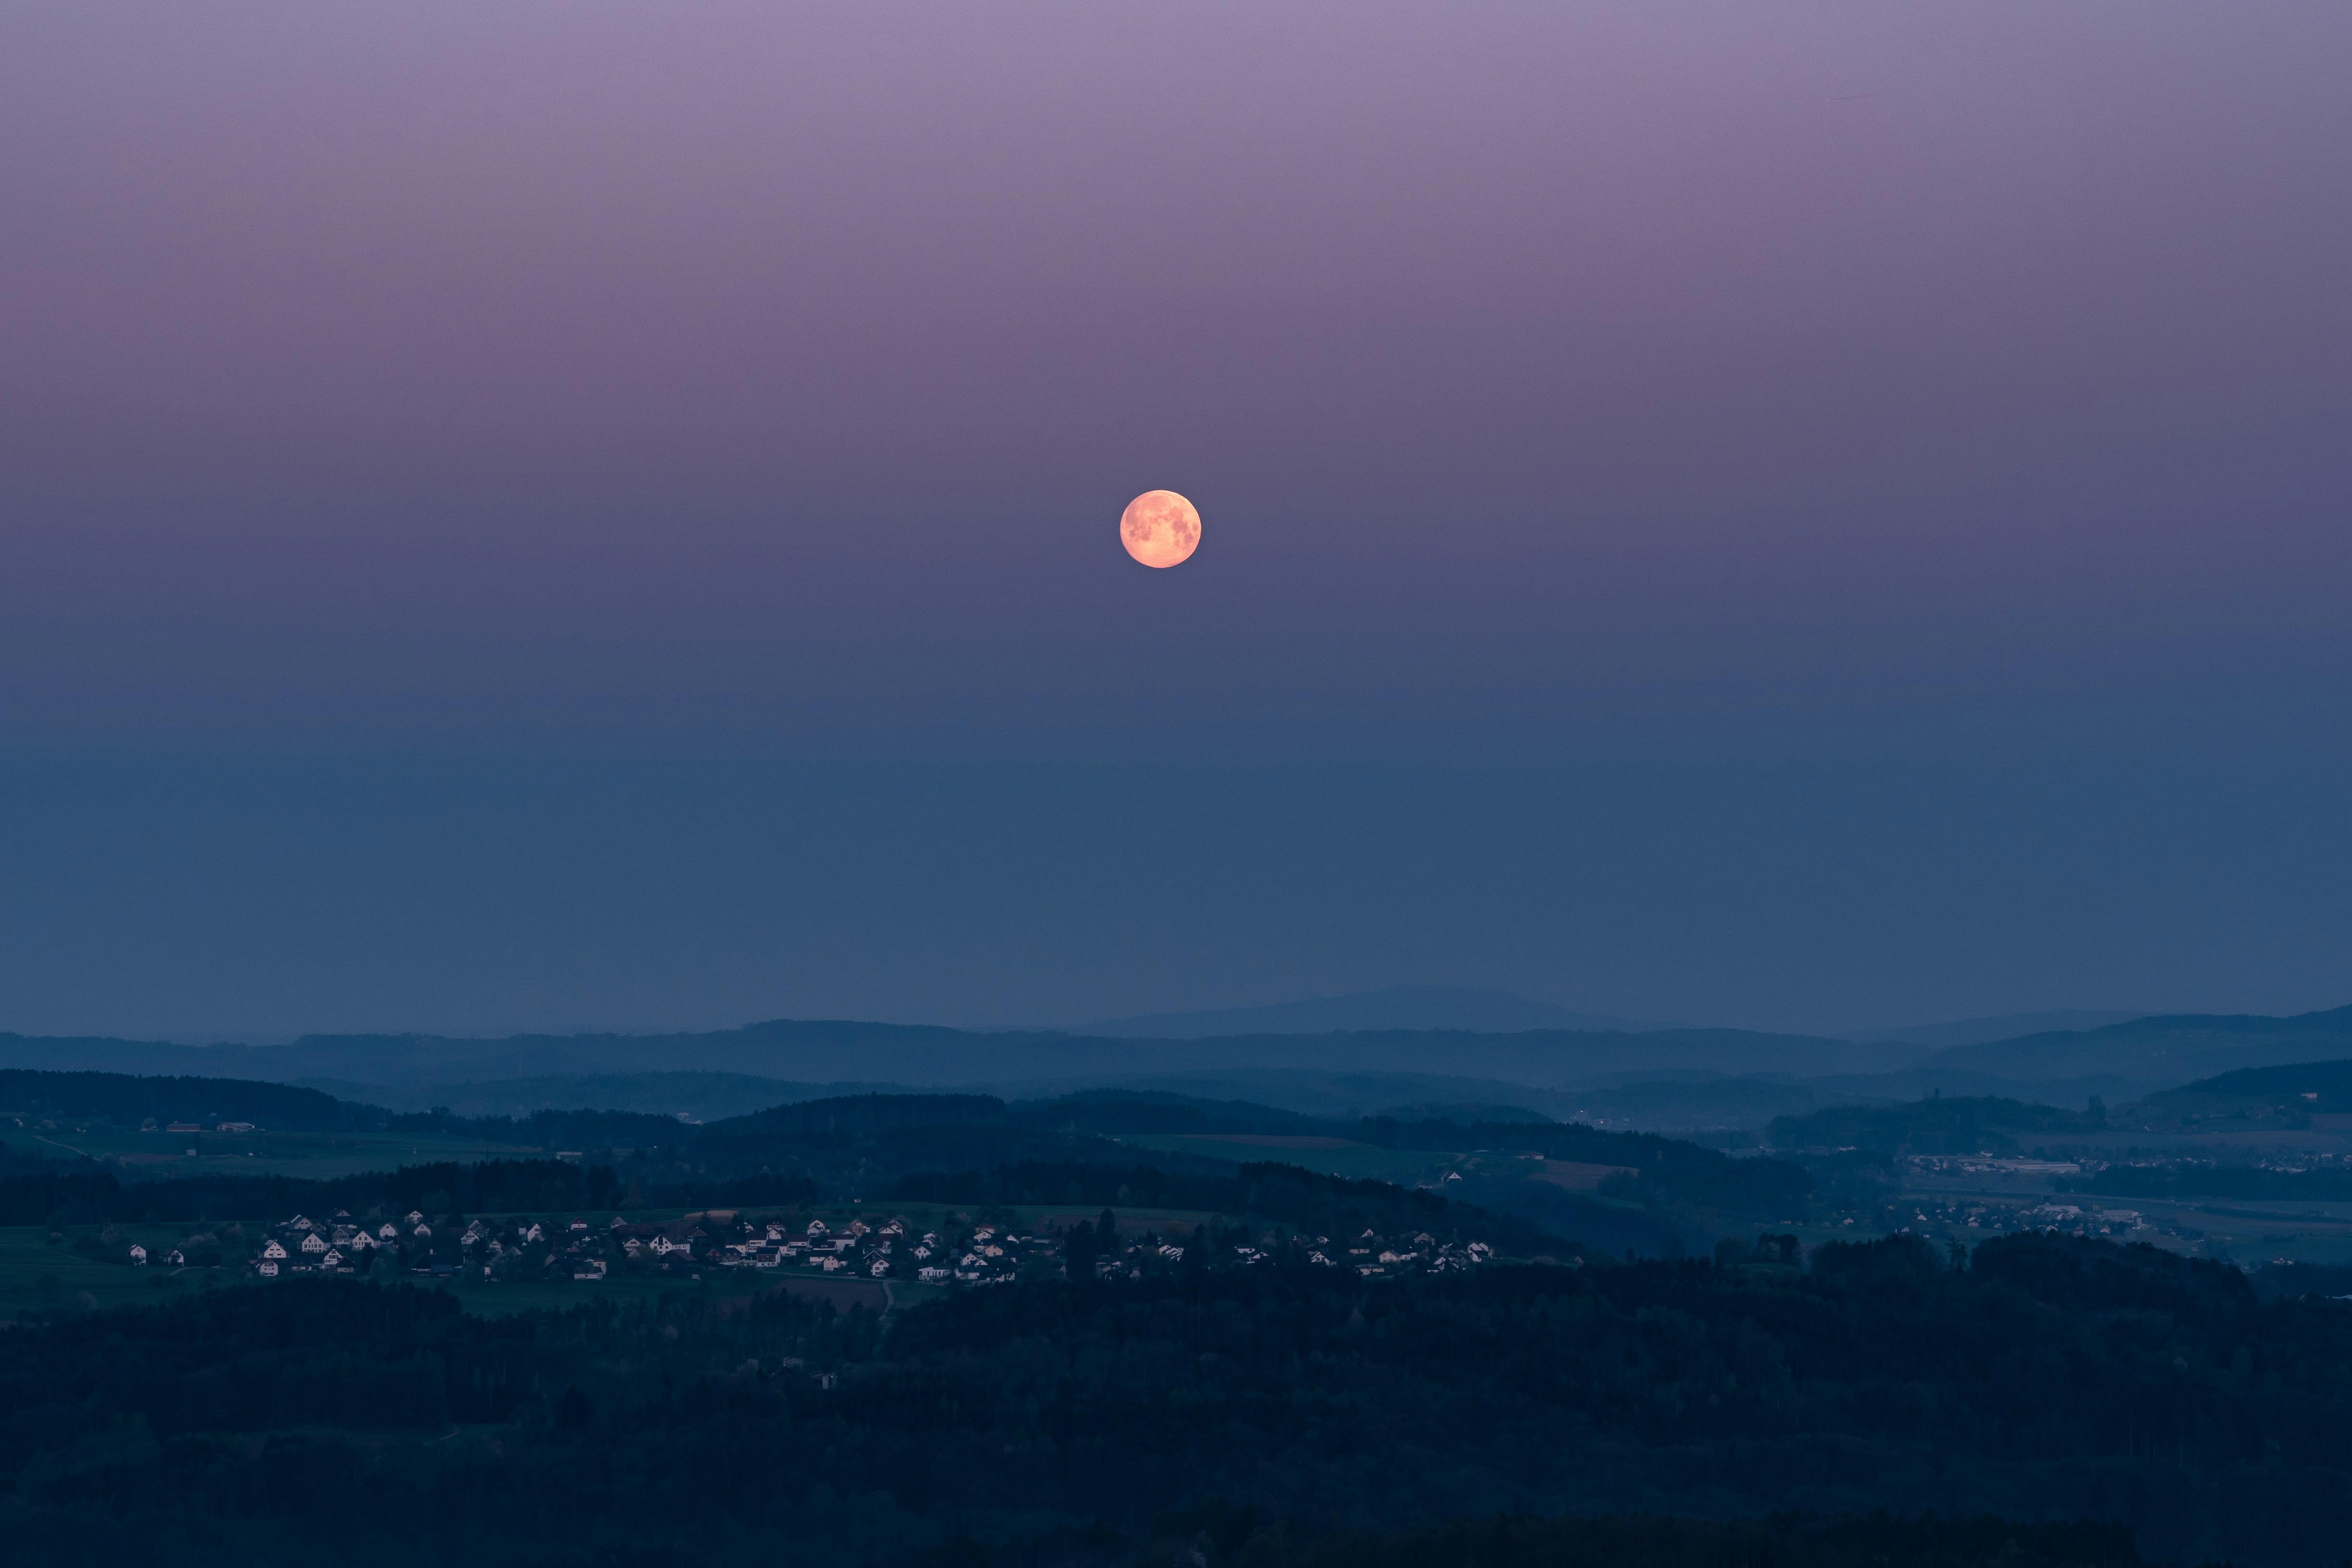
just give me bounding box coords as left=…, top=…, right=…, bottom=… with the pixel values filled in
left=1920, top=1005, right=2352, bottom=1088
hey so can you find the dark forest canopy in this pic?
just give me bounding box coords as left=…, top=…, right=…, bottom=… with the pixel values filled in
left=2129, top=1056, right=2352, bottom=1120
left=1358, top=1114, right=1814, bottom=1213
left=2161, top=1057, right=2352, bottom=1099
left=891, top=1159, right=1570, bottom=1257
left=0, top=1070, right=1817, bottom=1222
left=1211, top=1512, right=2140, bottom=1568
left=0, top=1158, right=815, bottom=1228
left=1767, top=1095, right=2104, bottom=1156
left=0, top=1068, right=367, bottom=1132
left=0, top=1153, right=1565, bottom=1260
left=2, top=1232, right=2347, bottom=1566
left=2061, top=1162, right=2352, bottom=1203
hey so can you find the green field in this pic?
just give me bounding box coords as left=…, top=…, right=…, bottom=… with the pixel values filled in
left=5, top=1123, right=551, bottom=1180
left=1109, top=1132, right=1458, bottom=1184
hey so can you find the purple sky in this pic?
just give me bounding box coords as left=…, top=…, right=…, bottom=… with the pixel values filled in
left=1, top=4, right=2347, bottom=1038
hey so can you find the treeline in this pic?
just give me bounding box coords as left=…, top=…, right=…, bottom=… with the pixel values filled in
left=0, top=1070, right=372, bottom=1133
left=385, top=1103, right=700, bottom=1152
left=889, top=1159, right=1572, bottom=1256
left=6, top=1230, right=2350, bottom=1563
left=1017, top=1088, right=1318, bottom=1137
left=2148, top=1057, right=2352, bottom=1106
left=1199, top=1511, right=2139, bottom=1568
left=1769, top=1096, right=2103, bottom=1156
left=1358, top=1115, right=1815, bottom=1214
left=2062, top=1162, right=2352, bottom=1203
left=0, top=1067, right=704, bottom=1151
left=0, top=1070, right=1817, bottom=1231
left=0, top=1158, right=820, bottom=1227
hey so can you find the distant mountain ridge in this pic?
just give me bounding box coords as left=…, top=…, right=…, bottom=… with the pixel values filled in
left=1919, top=1004, right=2352, bottom=1084
left=0, top=1017, right=1907, bottom=1094
left=1838, top=1010, right=2150, bottom=1050
left=1069, top=985, right=1664, bottom=1038
left=1, top=1000, right=2342, bottom=1129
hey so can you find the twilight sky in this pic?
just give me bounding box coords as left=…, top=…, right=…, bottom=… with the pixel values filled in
left=1, top=2, right=2347, bottom=1041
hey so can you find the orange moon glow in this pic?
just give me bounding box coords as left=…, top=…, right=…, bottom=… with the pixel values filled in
left=1119, top=490, right=1202, bottom=568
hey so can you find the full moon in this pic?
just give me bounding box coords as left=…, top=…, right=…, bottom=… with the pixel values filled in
left=1119, top=490, right=1202, bottom=568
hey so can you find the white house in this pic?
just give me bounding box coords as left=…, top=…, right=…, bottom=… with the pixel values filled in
left=261, top=1239, right=287, bottom=1259
left=300, top=1233, right=328, bottom=1254
left=127, top=1244, right=148, bottom=1265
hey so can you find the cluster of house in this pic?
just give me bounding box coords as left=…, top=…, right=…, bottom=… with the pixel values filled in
left=1305, top=1231, right=1497, bottom=1277
left=225, top=1210, right=930, bottom=1284
left=2027, top=1202, right=2148, bottom=1235
left=244, top=1210, right=416, bottom=1278
left=703, top=1215, right=925, bottom=1278
left=211, top=1208, right=1510, bottom=1287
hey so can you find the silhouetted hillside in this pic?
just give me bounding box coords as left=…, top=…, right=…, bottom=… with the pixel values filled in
left=1071, top=984, right=1662, bottom=1037
left=1767, top=1095, right=2102, bottom=1156
left=1922, top=1005, right=2352, bottom=1088
left=6, top=1234, right=2345, bottom=1564
left=0, top=1017, right=1921, bottom=1095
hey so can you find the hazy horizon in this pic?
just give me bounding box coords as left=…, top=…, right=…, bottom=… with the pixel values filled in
left=4, top=2, right=2347, bottom=1040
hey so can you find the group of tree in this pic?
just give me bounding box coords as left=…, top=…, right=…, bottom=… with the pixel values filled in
left=5, top=1070, right=1832, bottom=1239
left=6, top=1230, right=2352, bottom=1564
left=1766, top=1095, right=2106, bottom=1158
left=892, top=1159, right=1570, bottom=1257
left=0, top=1158, right=817, bottom=1229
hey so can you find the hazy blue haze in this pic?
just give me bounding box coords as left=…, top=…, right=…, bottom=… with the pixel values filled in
left=0, top=3, right=2345, bottom=1037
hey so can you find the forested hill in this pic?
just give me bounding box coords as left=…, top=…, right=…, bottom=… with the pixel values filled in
left=1, top=1070, right=1816, bottom=1224
left=1766, top=1095, right=2104, bottom=1155
left=0, top=1154, right=1565, bottom=1263
left=1920, top=1005, right=2352, bottom=1087
left=2161, top=1057, right=2352, bottom=1100
left=1354, top=1114, right=1814, bottom=1213
left=0, top=1069, right=370, bottom=1132
left=1, top=1232, right=2344, bottom=1565
left=0, top=1017, right=1910, bottom=1091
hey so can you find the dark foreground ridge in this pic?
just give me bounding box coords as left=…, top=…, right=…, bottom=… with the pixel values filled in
left=0, top=1231, right=2345, bottom=1566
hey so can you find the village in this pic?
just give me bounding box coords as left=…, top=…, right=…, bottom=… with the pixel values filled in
left=204, top=1207, right=1508, bottom=1289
